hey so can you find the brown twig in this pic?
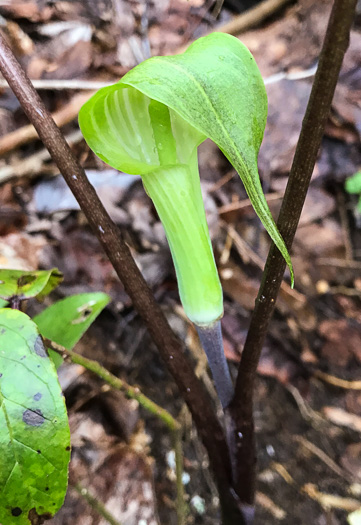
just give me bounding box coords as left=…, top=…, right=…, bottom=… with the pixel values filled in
left=218, top=192, right=282, bottom=215
left=228, top=0, right=357, bottom=509
left=0, top=32, right=242, bottom=521
left=178, top=0, right=293, bottom=54
left=215, top=0, right=292, bottom=36
left=0, top=91, right=92, bottom=155
left=0, top=129, right=83, bottom=184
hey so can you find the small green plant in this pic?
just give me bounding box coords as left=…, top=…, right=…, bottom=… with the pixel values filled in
left=79, top=32, right=292, bottom=408
left=345, top=170, right=361, bottom=213
left=0, top=268, right=110, bottom=524
left=0, top=1, right=353, bottom=521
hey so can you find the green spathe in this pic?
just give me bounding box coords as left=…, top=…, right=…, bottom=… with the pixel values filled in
left=79, top=32, right=293, bottom=325
left=143, top=163, right=223, bottom=325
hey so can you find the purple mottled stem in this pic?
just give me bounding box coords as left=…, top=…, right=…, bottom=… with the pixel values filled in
left=197, top=320, right=234, bottom=409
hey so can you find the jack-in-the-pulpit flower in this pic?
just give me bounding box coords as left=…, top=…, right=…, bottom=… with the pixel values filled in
left=79, top=32, right=293, bottom=408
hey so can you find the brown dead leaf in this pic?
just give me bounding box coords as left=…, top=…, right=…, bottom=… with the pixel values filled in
left=220, top=263, right=259, bottom=311
left=335, top=296, right=361, bottom=325
left=0, top=232, right=46, bottom=270
left=55, top=415, right=158, bottom=525
left=319, top=319, right=361, bottom=368
left=0, top=2, right=53, bottom=22
left=223, top=335, right=240, bottom=362
left=346, top=391, right=361, bottom=417
left=26, top=26, right=92, bottom=80
left=257, top=346, right=300, bottom=385
left=341, top=443, right=361, bottom=480
left=259, top=79, right=311, bottom=178
left=0, top=180, right=27, bottom=235
left=332, top=31, right=361, bottom=138
left=294, top=219, right=345, bottom=258
left=240, top=0, right=331, bottom=76
left=270, top=181, right=336, bottom=226
left=220, top=261, right=316, bottom=331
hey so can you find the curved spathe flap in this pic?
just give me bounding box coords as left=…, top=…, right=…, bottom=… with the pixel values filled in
left=79, top=32, right=293, bottom=282
left=120, top=32, right=293, bottom=282
left=79, top=84, right=205, bottom=175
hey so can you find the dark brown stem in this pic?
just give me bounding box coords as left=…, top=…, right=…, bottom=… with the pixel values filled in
left=0, top=31, right=242, bottom=520
left=228, top=0, right=357, bottom=507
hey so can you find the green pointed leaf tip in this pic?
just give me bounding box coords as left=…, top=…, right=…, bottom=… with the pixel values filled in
left=0, top=268, right=63, bottom=302
left=34, top=292, right=111, bottom=368
left=79, top=32, right=294, bottom=324
left=0, top=308, right=70, bottom=524
left=345, top=171, right=361, bottom=194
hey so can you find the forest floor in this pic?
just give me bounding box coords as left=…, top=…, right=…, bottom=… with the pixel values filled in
left=0, top=0, right=361, bottom=523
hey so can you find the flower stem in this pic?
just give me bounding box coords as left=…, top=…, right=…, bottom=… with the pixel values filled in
left=142, top=158, right=223, bottom=326
left=46, top=338, right=179, bottom=430
left=73, top=483, right=123, bottom=525
left=196, top=321, right=234, bottom=409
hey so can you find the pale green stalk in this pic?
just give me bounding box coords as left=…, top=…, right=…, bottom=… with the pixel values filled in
left=73, top=483, right=123, bottom=525
left=142, top=156, right=222, bottom=326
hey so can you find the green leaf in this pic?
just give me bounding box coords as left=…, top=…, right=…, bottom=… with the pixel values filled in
left=0, top=308, right=70, bottom=524
left=345, top=171, right=361, bottom=195
left=34, top=293, right=111, bottom=368
left=79, top=32, right=293, bottom=284
left=0, top=269, right=63, bottom=302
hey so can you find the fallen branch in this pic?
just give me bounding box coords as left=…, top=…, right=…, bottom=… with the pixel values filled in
left=0, top=129, right=83, bottom=184
left=46, top=338, right=179, bottom=431
left=0, top=92, right=91, bottom=155
left=216, top=0, right=293, bottom=36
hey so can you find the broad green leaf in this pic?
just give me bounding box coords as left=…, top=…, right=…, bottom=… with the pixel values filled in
left=0, top=269, right=63, bottom=302
left=0, top=308, right=70, bottom=524
left=79, top=32, right=293, bottom=284
left=0, top=299, right=8, bottom=308
left=34, top=293, right=111, bottom=368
